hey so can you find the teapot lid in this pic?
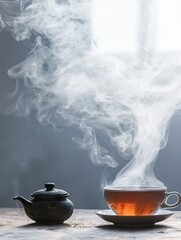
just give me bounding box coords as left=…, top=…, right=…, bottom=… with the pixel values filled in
left=31, top=183, right=69, bottom=199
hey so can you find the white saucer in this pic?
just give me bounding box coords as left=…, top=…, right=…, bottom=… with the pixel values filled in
left=96, top=209, right=173, bottom=226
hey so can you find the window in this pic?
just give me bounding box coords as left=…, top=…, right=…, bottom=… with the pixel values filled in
left=157, top=0, right=181, bottom=51
left=91, top=0, right=181, bottom=54
left=92, top=0, right=139, bottom=54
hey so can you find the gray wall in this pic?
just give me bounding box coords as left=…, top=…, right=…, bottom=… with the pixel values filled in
left=0, top=29, right=181, bottom=210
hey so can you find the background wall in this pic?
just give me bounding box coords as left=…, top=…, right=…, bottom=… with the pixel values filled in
left=0, top=1, right=181, bottom=210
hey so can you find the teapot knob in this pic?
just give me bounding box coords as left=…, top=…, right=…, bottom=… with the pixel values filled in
left=45, top=183, right=55, bottom=191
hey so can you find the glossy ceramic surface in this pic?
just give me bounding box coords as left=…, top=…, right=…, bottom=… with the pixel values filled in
left=96, top=209, right=173, bottom=226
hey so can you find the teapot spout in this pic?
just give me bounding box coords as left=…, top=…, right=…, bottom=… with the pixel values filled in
left=13, top=196, right=32, bottom=208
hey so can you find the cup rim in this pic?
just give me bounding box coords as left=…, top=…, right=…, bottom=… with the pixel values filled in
left=104, top=186, right=167, bottom=191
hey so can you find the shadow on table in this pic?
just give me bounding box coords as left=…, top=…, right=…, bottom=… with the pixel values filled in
left=97, top=223, right=170, bottom=232
left=17, top=222, right=71, bottom=229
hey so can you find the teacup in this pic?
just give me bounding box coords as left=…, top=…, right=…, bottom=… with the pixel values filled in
left=104, top=186, right=181, bottom=216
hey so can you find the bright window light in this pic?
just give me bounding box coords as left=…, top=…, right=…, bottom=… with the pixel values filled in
left=91, top=0, right=139, bottom=54
left=156, top=0, right=181, bottom=51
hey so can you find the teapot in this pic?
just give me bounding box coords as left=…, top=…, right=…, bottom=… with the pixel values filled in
left=14, top=183, right=74, bottom=224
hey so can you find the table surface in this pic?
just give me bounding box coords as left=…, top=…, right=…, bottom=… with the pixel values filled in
left=0, top=208, right=181, bottom=239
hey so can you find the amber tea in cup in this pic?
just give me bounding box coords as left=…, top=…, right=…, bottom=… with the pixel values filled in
left=104, top=187, right=181, bottom=216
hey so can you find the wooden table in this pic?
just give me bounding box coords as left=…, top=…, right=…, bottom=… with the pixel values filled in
left=0, top=208, right=181, bottom=239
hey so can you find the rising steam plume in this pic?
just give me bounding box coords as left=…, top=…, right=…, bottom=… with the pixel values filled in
left=0, top=0, right=181, bottom=188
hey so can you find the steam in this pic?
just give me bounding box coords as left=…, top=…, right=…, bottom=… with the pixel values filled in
left=1, top=0, right=181, bottom=188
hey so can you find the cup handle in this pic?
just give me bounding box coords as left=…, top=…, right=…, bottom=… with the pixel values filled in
left=161, top=191, right=181, bottom=209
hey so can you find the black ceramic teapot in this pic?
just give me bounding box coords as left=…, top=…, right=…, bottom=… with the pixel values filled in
left=14, top=183, right=74, bottom=224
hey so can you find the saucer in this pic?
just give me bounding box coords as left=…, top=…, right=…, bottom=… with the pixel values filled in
left=96, top=209, right=173, bottom=226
